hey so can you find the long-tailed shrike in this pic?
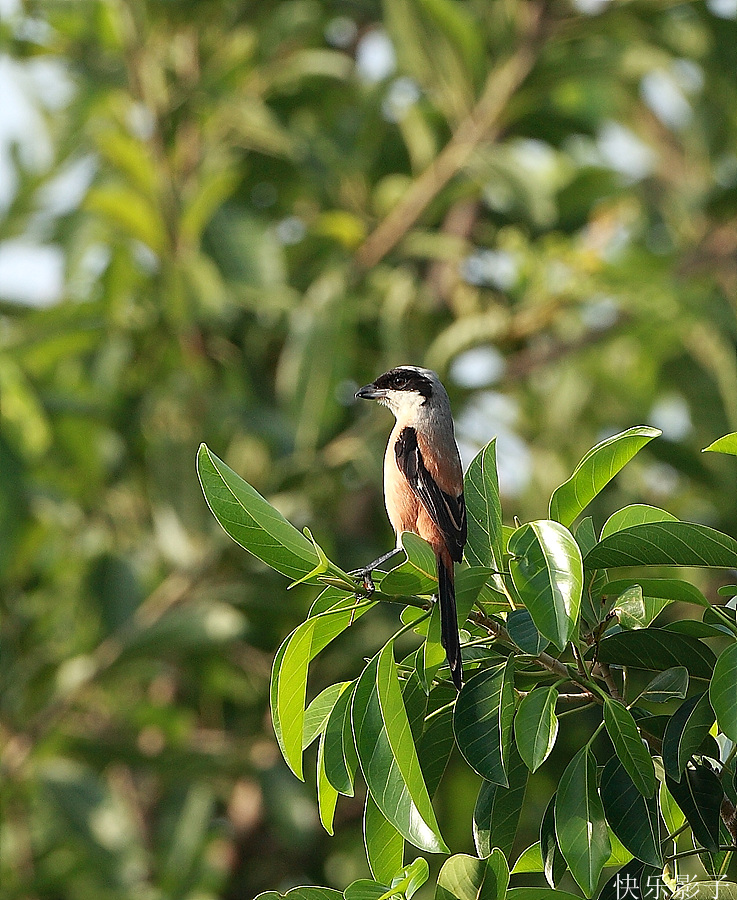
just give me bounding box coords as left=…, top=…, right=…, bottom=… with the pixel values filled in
left=356, top=366, right=467, bottom=690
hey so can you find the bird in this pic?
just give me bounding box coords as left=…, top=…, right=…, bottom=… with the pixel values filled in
left=355, top=365, right=467, bottom=690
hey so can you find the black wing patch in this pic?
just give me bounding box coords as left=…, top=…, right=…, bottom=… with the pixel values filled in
left=395, top=426, right=467, bottom=562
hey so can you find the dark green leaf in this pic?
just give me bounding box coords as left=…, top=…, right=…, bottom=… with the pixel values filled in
left=514, top=686, right=558, bottom=772
left=603, top=698, right=656, bottom=797
left=506, top=891, right=583, bottom=900
left=353, top=643, right=448, bottom=853
left=639, top=667, right=689, bottom=703
left=454, top=658, right=515, bottom=785
left=663, top=692, right=716, bottom=781
left=417, top=702, right=455, bottom=797
left=555, top=747, right=610, bottom=897
left=585, top=521, right=737, bottom=570
left=323, top=681, right=359, bottom=796
left=596, top=629, right=717, bottom=679
left=599, top=757, right=661, bottom=867
left=507, top=608, right=549, bottom=655
left=435, top=850, right=509, bottom=900
left=465, top=439, right=503, bottom=573
left=603, top=577, right=708, bottom=608
left=597, top=859, right=659, bottom=900
left=710, top=642, right=737, bottom=742
left=508, top=520, right=582, bottom=651
left=473, top=740, right=528, bottom=858
left=665, top=763, right=723, bottom=852
left=549, top=427, right=661, bottom=528
left=540, top=794, right=566, bottom=888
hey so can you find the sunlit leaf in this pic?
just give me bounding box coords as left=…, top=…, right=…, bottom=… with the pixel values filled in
left=435, top=850, right=509, bottom=900
left=710, top=642, right=737, bottom=742
left=603, top=698, right=655, bottom=797
left=514, top=686, right=558, bottom=773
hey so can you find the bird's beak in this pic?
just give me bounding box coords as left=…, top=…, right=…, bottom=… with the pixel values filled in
left=355, top=383, right=385, bottom=401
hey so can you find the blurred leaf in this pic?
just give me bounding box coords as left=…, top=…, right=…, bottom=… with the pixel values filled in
left=454, top=658, right=514, bottom=785
left=508, top=520, right=582, bottom=651
left=549, top=427, right=661, bottom=528
left=84, top=184, right=167, bottom=252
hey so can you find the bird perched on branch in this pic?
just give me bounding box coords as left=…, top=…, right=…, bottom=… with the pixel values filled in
left=355, top=366, right=467, bottom=690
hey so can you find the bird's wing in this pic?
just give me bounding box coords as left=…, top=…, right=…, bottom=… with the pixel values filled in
left=395, top=426, right=466, bottom=562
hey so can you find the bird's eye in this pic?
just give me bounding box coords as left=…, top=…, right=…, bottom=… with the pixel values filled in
left=392, top=374, right=407, bottom=388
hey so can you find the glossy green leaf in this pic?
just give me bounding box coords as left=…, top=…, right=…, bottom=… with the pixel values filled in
left=704, top=433, right=737, bottom=455
left=596, top=628, right=716, bottom=679
left=509, top=520, right=582, bottom=651
left=317, top=732, right=338, bottom=834
left=555, top=747, right=611, bottom=897
left=540, top=794, right=566, bottom=887
left=352, top=643, right=448, bottom=853
left=507, top=608, right=549, bottom=655
left=364, top=793, right=404, bottom=885
left=710, top=642, right=737, bottom=741
left=473, top=740, right=528, bottom=858
left=514, top=686, right=558, bottom=772
left=639, top=667, right=689, bottom=703
left=271, top=620, right=314, bottom=779
left=665, top=763, right=722, bottom=852
left=599, top=757, right=661, bottom=867
left=585, top=521, right=737, bottom=570
left=323, top=681, right=359, bottom=796
left=454, top=658, right=515, bottom=785
left=254, top=888, right=342, bottom=900
left=435, top=850, right=509, bottom=900
left=663, top=692, right=716, bottom=781
left=603, top=698, right=656, bottom=797
left=198, top=444, right=319, bottom=580
left=465, top=439, right=503, bottom=573
left=549, top=427, right=661, bottom=528
left=380, top=532, right=437, bottom=596
left=387, top=858, right=430, bottom=900
left=600, top=504, right=677, bottom=539
left=455, top=566, right=500, bottom=628
left=343, top=880, right=386, bottom=900
left=303, top=682, right=350, bottom=749
left=417, top=703, right=456, bottom=797
left=603, top=577, right=709, bottom=608
left=416, top=601, right=446, bottom=693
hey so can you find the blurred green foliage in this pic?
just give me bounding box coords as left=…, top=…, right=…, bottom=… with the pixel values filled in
left=1, top=0, right=737, bottom=897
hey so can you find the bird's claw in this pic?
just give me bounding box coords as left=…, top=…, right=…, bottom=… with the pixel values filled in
left=350, top=568, right=376, bottom=597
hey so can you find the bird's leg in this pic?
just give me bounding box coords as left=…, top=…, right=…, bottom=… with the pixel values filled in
left=351, top=548, right=403, bottom=595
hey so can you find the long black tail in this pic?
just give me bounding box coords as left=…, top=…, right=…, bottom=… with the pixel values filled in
left=437, top=554, right=463, bottom=691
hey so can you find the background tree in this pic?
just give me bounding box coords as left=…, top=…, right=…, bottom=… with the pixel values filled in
left=1, top=0, right=737, bottom=898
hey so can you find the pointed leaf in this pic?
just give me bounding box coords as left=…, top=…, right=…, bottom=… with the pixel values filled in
left=387, top=858, right=430, bottom=900
left=435, top=851, right=509, bottom=900
left=465, top=440, right=503, bottom=572
left=600, top=757, right=661, bottom=867
left=603, top=699, right=656, bottom=797
left=555, top=747, right=611, bottom=897
left=454, top=658, right=515, bottom=785
left=710, top=642, right=737, bottom=742
left=271, top=620, right=315, bottom=779
left=585, top=521, right=737, bottom=570
left=364, top=792, right=404, bottom=884
left=640, top=667, right=689, bottom=703
left=540, top=794, right=566, bottom=888
left=665, top=763, right=722, bottom=852
left=509, top=520, right=582, bottom=651
left=473, top=740, right=528, bottom=858
left=317, top=732, right=338, bottom=834
left=704, top=433, right=737, bottom=455
left=549, top=427, right=661, bottom=527
left=514, top=686, right=559, bottom=773
left=303, top=682, right=350, bottom=749
left=663, top=692, right=716, bottom=781
left=323, top=681, right=359, bottom=795
left=353, top=644, right=448, bottom=853
left=600, top=504, right=677, bottom=539
left=596, top=628, right=716, bottom=679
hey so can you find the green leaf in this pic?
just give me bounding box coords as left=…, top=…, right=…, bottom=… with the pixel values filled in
left=549, top=427, right=661, bottom=528
left=672, top=884, right=737, bottom=900
left=303, top=682, right=350, bottom=749
left=454, top=658, right=515, bottom=785
left=380, top=532, right=437, bottom=596
left=343, top=881, right=387, bottom=900
left=611, top=584, right=648, bottom=629
left=198, top=444, right=319, bottom=580
left=506, top=891, right=583, bottom=900
left=386, top=858, right=430, bottom=900
left=507, top=608, right=549, bottom=655
left=585, top=521, right=737, bottom=570
left=599, top=757, right=661, bottom=867
left=271, top=620, right=314, bottom=780
left=254, top=889, right=343, bottom=900
left=603, top=698, right=656, bottom=797
left=352, top=643, right=448, bottom=853
left=597, top=859, right=659, bottom=900
left=317, top=732, right=338, bottom=834
left=665, top=763, right=722, bottom=852
left=323, top=681, right=359, bottom=796
left=364, top=793, right=404, bottom=884
left=555, top=747, right=610, bottom=897
left=465, top=439, right=503, bottom=573
left=710, top=642, right=737, bottom=742
left=85, top=184, right=167, bottom=252
left=540, top=794, right=566, bottom=887
left=663, top=692, right=716, bottom=781
left=508, top=520, right=583, bottom=651
left=435, top=850, right=509, bottom=900
left=639, top=667, right=689, bottom=703
left=703, top=433, right=737, bottom=455
left=596, top=629, right=717, bottom=679
left=603, top=577, right=709, bottom=609
left=600, top=504, right=677, bottom=539
left=417, top=703, right=456, bottom=797
left=659, top=774, right=686, bottom=835
left=455, top=567, right=500, bottom=628
left=473, top=740, right=528, bottom=858
left=514, top=686, right=558, bottom=773
left=416, top=602, right=446, bottom=693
